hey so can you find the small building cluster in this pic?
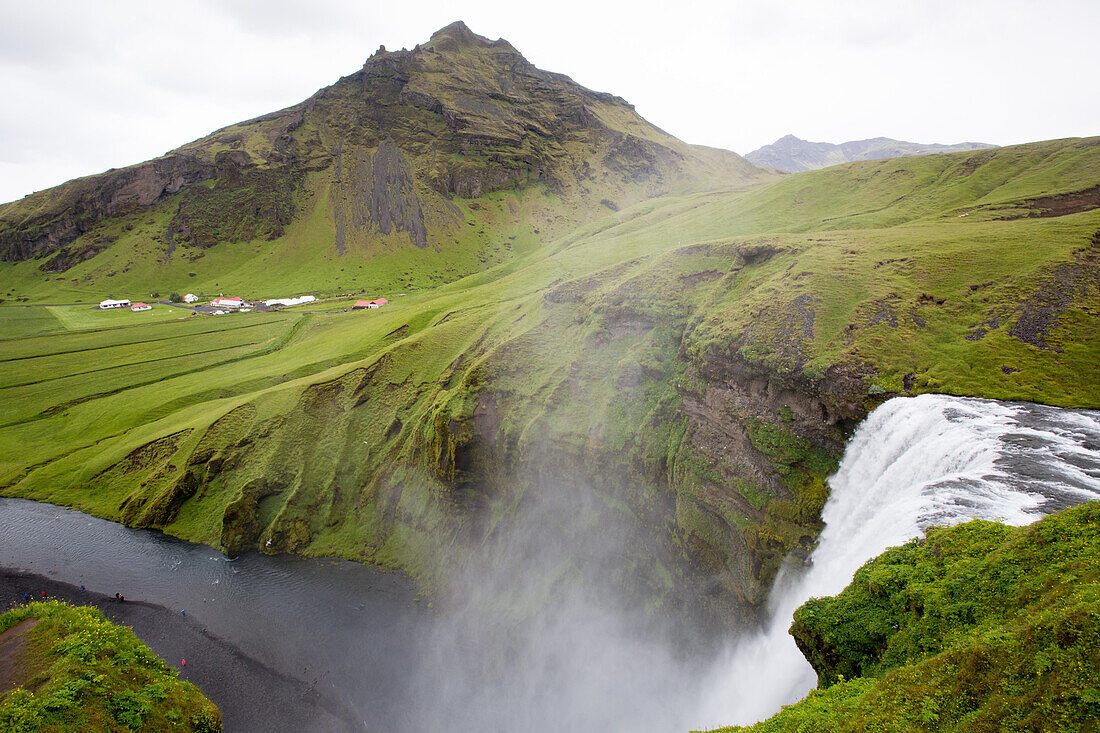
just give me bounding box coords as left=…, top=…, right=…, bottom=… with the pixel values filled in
left=99, top=297, right=153, bottom=313
left=98, top=292, right=391, bottom=317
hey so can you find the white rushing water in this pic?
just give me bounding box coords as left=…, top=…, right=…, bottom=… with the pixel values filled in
left=696, top=393, right=1100, bottom=728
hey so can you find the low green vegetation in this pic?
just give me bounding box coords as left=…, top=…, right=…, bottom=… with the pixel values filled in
left=716, top=502, right=1100, bottom=732
left=0, top=601, right=220, bottom=732
left=0, top=307, right=63, bottom=338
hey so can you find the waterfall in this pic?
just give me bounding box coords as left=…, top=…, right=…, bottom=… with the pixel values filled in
left=696, top=393, right=1100, bottom=729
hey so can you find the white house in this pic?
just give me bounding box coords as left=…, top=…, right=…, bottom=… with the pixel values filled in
left=130, top=303, right=152, bottom=312
left=211, top=296, right=245, bottom=309
left=183, top=293, right=199, bottom=303
left=99, top=299, right=131, bottom=309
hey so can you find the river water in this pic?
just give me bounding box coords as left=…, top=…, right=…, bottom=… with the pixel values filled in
left=2, top=394, right=1099, bottom=731
left=0, top=498, right=429, bottom=728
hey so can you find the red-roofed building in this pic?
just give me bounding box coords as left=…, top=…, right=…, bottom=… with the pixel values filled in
left=211, top=296, right=245, bottom=309
left=130, top=302, right=152, bottom=312
left=368, top=298, right=388, bottom=308
left=352, top=300, right=372, bottom=309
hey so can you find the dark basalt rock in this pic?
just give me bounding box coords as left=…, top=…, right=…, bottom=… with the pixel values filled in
left=368, top=139, right=428, bottom=248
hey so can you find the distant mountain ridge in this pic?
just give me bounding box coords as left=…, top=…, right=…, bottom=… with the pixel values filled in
left=746, top=134, right=997, bottom=172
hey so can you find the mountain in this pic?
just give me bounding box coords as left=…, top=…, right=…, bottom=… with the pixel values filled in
left=0, top=21, right=766, bottom=301
left=745, top=134, right=997, bottom=172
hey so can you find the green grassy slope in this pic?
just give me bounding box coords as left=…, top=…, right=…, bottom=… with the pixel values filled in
left=715, top=501, right=1100, bottom=733
left=1, top=601, right=220, bottom=732
left=0, top=137, right=1096, bottom=619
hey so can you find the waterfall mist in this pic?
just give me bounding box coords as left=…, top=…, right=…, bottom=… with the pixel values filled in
left=398, top=472, right=715, bottom=732
left=388, top=394, right=1100, bottom=732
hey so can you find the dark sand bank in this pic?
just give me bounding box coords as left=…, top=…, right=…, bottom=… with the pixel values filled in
left=1, top=568, right=362, bottom=732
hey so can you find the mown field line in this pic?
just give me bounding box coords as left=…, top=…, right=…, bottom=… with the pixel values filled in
left=0, top=340, right=269, bottom=390
left=0, top=316, right=313, bottom=430
left=0, top=319, right=288, bottom=362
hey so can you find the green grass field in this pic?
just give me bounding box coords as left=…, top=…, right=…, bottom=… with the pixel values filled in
left=0, top=137, right=1096, bottom=606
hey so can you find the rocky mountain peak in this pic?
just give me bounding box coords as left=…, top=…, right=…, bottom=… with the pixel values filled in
left=430, top=20, right=480, bottom=44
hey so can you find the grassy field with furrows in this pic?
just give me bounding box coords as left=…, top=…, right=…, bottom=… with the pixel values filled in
left=0, top=137, right=1097, bottom=615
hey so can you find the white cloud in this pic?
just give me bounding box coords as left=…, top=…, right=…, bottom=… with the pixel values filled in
left=1, top=0, right=1097, bottom=203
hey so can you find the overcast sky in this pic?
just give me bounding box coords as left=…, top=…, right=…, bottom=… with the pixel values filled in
left=2, top=0, right=1097, bottom=203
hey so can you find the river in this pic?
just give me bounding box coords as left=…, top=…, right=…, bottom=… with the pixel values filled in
left=0, top=497, right=429, bottom=729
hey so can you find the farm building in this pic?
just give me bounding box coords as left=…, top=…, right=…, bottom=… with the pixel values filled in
left=264, top=295, right=316, bottom=307
left=358, top=298, right=389, bottom=309
left=130, top=303, right=152, bottom=312
left=352, top=300, right=372, bottom=309
left=211, top=296, right=245, bottom=309
left=98, top=299, right=131, bottom=309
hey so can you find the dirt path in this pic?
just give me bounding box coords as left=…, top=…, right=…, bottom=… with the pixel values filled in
left=1, top=569, right=363, bottom=731
left=0, top=617, right=38, bottom=695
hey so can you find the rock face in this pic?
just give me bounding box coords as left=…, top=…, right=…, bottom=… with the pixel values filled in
left=746, top=134, right=997, bottom=172
left=0, top=154, right=217, bottom=262
left=0, top=20, right=766, bottom=266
